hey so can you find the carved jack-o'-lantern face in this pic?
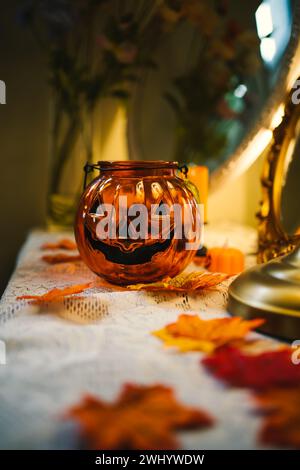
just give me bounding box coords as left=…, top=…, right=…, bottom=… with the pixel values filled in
left=75, top=162, right=201, bottom=285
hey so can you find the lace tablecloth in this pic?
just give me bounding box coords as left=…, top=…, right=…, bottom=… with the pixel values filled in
left=0, top=223, right=275, bottom=450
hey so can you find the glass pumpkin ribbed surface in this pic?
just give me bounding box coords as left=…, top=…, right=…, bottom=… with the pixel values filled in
left=75, top=161, right=201, bottom=285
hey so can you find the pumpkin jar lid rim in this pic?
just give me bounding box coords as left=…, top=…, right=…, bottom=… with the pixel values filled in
left=97, top=161, right=179, bottom=171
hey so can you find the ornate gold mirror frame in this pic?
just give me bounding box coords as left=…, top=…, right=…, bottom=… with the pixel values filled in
left=257, top=85, right=300, bottom=263
left=228, top=80, right=300, bottom=339
left=127, top=3, right=300, bottom=194
left=210, top=2, right=300, bottom=192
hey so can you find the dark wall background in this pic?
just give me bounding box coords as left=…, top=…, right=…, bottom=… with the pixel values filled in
left=0, top=1, right=294, bottom=294
left=0, top=1, right=49, bottom=294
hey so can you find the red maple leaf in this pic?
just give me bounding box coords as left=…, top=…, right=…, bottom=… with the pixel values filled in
left=202, top=347, right=300, bottom=389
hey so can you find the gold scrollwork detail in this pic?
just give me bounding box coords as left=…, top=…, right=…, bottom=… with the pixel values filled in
left=257, top=86, right=300, bottom=263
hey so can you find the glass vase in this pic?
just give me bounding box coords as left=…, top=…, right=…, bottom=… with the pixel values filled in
left=47, top=96, right=94, bottom=230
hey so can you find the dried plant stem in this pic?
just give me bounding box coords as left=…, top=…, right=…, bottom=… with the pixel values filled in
left=51, top=117, right=80, bottom=194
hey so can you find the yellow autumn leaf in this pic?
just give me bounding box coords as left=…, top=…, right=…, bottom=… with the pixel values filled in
left=128, top=272, right=229, bottom=292
left=153, top=314, right=265, bottom=353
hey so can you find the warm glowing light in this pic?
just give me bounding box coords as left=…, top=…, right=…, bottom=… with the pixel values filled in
left=282, top=138, right=295, bottom=186
left=287, top=47, right=300, bottom=91
left=234, top=129, right=273, bottom=180
left=97, top=105, right=129, bottom=161
left=270, top=103, right=285, bottom=130
left=260, top=37, right=277, bottom=63
left=243, top=129, right=273, bottom=167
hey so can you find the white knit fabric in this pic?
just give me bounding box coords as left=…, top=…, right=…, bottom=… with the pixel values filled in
left=0, top=224, right=280, bottom=449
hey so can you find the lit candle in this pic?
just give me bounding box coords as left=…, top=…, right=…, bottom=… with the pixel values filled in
left=207, top=247, right=245, bottom=275
left=188, top=166, right=209, bottom=223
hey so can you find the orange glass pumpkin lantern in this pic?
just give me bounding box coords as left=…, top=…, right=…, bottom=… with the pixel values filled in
left=75, top=161, right=201, bottom=285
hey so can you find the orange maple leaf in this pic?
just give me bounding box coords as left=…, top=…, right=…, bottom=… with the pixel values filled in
left=66, top=383, right=213, bottom=450
left=153, top=314, right=265, bottom=353
left=254, top=387, right=300, bottom=449
left=42, top=254, right=81, bottom=264
left=41, top=238, right=77, bottom=250
left=47, top=262, right=82, bottom=275
left=16, top=282, right=92, bottom=305
left=128, top=272, right=229, bottom=292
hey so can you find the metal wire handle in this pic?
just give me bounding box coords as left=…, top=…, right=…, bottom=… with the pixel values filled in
left=178, top=164, right=189, bottom=177
left=83, top=163, right=101, bottom=190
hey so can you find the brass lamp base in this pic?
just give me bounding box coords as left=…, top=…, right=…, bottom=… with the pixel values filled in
left=228, top=246, right=300, bottom=340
